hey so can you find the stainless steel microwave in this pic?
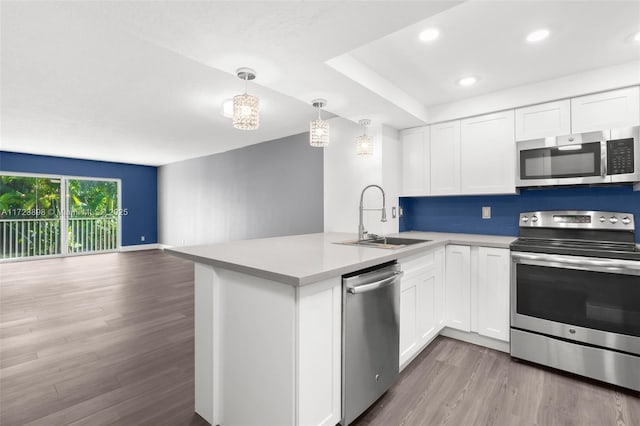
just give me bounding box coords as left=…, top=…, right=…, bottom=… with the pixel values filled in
left=516, top=126, right=640, bottom=187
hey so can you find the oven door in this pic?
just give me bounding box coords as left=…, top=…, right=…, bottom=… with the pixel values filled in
left=511, top=251, right=640, bottom=355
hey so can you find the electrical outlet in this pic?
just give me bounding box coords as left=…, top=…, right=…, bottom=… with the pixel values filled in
left=140, top=235, right=145, bottom=242
left=392, top=206, right=397, bottom=219
left=399, top=207, right=404, bottom=217
left=482, top=206, right=491, bottom=219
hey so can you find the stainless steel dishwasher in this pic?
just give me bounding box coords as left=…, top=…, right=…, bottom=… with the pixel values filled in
left=342, top=261, right=402, bottom=425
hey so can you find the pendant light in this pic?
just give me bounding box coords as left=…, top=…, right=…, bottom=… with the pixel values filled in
left=356, top=119, right=373, bottom=155
left=233, top=68, right=259, bottom=130
left=309, top=99, right=329, bottom=147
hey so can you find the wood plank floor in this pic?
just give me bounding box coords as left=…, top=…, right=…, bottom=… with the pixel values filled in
left=353, top=336, right=640, bottom=426
left=0, top=250, right=208, bottom=426
left=2, top=250, right=639, bottom=426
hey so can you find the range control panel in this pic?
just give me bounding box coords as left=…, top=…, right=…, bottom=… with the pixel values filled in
left=607, top=138, right=635, bottom=175
left=519, top=210, right=635, bottom=230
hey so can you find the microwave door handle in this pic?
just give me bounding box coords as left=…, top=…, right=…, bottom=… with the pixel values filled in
left=600, top=141, right=605, bottom=177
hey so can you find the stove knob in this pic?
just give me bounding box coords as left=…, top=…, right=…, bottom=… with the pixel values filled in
left=522, top=216, right=529, bottom=223
left=599, top=216, right=606, bottom=223
left=622, top=216, right=631, bottom=225
left=531, top=216, right=539, bottom=223
left=609, top=216, right=618, bottom=224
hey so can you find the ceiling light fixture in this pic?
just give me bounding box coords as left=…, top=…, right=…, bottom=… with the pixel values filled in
left=310, top=99, right=329, bottom=147
left=419, top=28, right=440, bottom=42
left=526, top=28, right=550, bottom=43
left=457, top=76, right=477, bottom=87
left=633, top=31, right=640, bottom=42
left=232, top=67, right=259, bottom=130
left=356, top=119, right=373, bottom=156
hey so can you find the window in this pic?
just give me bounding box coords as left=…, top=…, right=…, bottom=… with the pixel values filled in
left=0, top=174, right=120, bottom=259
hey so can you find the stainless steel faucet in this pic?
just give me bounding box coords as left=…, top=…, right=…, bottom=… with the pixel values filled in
left=358, top=184, right=387, bottom=241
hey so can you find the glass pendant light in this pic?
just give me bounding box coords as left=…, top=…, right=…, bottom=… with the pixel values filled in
left=356, top=119, right=373, bottom=155
left=309, top=99, right=329, bottom=147
left=233, top=68, right=259, bottom=130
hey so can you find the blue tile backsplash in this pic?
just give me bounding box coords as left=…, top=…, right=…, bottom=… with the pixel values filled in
left=399, top=185, right=640, bottom=243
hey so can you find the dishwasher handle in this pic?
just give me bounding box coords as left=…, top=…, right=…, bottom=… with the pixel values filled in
left=347, top=271, right=403, bottom=294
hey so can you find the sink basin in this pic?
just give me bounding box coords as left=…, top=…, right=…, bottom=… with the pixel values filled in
left=336, top=236, right=431, bottom=249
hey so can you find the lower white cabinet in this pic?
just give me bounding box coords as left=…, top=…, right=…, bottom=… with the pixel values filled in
left=194, top=265, right=342, bottom=426
left=477, top=247, right=510, bottom=341
left=298, top=279, right=342, bottom=426
left=445, top=245, right=471, bottom=332
left=444, top=245, right=510, bottom=343
left=399, top=248, right=444, bottom=369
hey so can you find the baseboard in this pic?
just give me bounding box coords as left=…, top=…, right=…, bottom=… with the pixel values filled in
left=119, top=243, right=160, bottom=252
left=158, top=243, right=173, bottom=250
left=399, top=332, right=441, bottom=372
left=439, top=327, right=510, bottom=353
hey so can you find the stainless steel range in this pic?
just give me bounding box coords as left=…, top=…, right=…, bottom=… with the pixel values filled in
left=510, top=210, right=640, bottom=391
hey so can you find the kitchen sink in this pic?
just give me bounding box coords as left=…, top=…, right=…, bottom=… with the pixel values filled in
left=336, top=236, right=431, bottom=249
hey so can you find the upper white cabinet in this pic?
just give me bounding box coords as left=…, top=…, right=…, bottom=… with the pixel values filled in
left=445, top=245, right=471, bottom=332
left=571, top=87, right=640, bottom=133
left=515, top=100, right=571, bottom=141
left=460, top=110, right=516, bottom=195
left=477, top=247, right=510, bottom=342
left=430, top=121, right=461, bottom=195
left=401, top=126, right=430, bottom=196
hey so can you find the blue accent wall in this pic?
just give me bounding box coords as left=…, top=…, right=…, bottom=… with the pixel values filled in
left=400, top=185, right=640, bottom=243
left=0, top=151, right=157, bottom=246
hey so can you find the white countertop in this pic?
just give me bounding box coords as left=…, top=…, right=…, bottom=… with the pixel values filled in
left=166, top=231, right=515, bottom=287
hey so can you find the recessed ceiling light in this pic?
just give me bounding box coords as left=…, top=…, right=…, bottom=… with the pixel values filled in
left=419, top=28, right=440, bottom=42
left=457, top=76, right=477, bottom=87
left=634, top=31, right=640, bottom=42
left=526, top=29, right=550, bottom=43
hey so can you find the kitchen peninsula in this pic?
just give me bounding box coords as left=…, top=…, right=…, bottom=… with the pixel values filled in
left=167, top=231, right=514, bottom=426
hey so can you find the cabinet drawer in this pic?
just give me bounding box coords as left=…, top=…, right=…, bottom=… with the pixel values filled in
left=401, top=251, right=435, bottom=276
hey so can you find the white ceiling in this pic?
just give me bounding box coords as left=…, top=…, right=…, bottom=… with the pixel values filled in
left=1, top=1, right=639, bottom=166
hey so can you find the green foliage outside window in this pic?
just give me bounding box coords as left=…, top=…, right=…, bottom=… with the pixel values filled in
left=0, top=175, right=119, bottom=258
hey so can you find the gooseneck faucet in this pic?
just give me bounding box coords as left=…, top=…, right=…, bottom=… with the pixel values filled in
left=358, top=184, right=387, bottom=241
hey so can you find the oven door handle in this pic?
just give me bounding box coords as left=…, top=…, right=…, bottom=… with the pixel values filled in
left=511, top=251, right=640, bottom=273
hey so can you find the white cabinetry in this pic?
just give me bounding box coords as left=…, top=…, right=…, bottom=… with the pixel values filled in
left=460, top=110, right=516, bottom=195
left=444, top=245, right=471, bottom=332
left=298, top=279, right=342, bottom=426
left=515, top=100, right=571, bottom=141
left=430, top=120, right=461, bottom=194
left=194, top=265, right=341, bottom=426
left=477, top=247, right=510, bottom=341
left=444, top=245, right=510, bottom=344
left=571, top=87, right=640, bottom=133
left=401, top=126, right=430, bottom=196
left=399, top=248, right=444, bottom=369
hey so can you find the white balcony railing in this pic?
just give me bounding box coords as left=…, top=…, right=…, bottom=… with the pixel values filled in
left=1, top=219, right=61, bottom=259
left=1, top=217, right=118, bottom=259
left=68, top=217, right=118, bottom=254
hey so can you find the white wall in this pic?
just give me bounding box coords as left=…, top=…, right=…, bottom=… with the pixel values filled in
left=323, top=117, right=401, bottom=236
left=159, top=132, right=323, bottom=247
